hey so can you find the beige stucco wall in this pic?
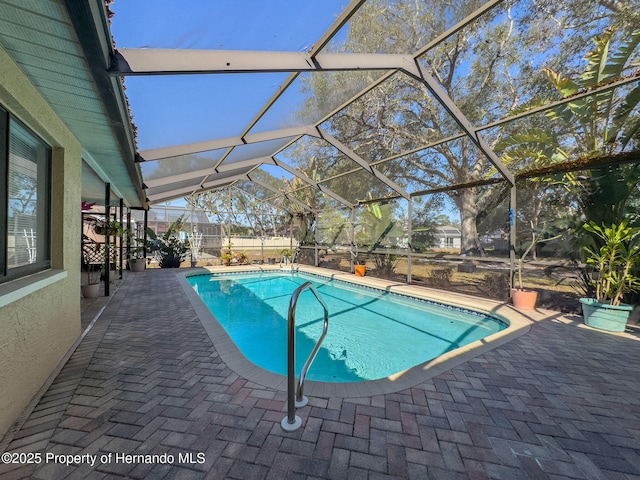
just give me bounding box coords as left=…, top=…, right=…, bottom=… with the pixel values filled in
left=0, top=46, right=82, bottom=438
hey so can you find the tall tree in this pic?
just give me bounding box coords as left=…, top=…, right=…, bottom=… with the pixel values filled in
left=290, top=0, right=638, bottom=254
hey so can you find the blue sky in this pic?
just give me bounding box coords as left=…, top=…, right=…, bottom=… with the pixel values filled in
left=110, top=1, right=349, bottom=151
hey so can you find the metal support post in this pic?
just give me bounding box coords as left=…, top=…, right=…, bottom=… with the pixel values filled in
left=104, top=183, right=110, bottom=297
left=119, top=199, right=124, bottom=278
left=509, top=185, right=517, bottom=293
left=407, top=198, right=412, bottom=284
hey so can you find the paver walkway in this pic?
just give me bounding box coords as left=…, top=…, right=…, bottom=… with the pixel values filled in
left=1, top=269, right=640, bottom=479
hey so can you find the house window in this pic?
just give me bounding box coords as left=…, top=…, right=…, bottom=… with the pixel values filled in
left=0, top=106, right=52, bottom=283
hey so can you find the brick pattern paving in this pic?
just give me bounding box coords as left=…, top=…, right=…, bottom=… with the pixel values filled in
left=1, top=269, right=640, bottom=479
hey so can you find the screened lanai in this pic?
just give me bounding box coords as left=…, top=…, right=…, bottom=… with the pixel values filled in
left=107, top=0, right=640, bottom=311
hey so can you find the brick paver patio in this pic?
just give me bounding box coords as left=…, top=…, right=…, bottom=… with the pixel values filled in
left=1, top=268, right=639, bottom=479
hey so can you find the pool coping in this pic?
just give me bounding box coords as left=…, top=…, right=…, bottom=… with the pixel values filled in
left=178, top=265, right=542, bottom=398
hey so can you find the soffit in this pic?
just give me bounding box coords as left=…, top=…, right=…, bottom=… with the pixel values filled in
left=0, top=0, right=146, bottom=208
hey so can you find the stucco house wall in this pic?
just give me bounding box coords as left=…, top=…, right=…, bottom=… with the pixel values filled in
left=0, top=45, right=82, bottom=438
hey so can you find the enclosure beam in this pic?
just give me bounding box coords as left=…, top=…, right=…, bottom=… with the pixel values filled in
left=414, top=0, right=506, bottom=58
left=126, top=208, right=132, bottom=262
left=237, top=0, right=365, bottom=152
left=273, top=159, right=321, bottom=187
left=104, top=183, right=110, bottom=297
left=139, top=125, right=319, bottom=161
left=144, top=169, right=211, bottom=189
left=318, top=128, right=411, bottom=200
left=318, top=185, right=354, bottom=210
left=509, top=185, right=517, bottom=292
left=251, top=178, right=315, bottom=213
left=147, top=174, right=248, bottom=203
left=478, top=75, right=640, bottom=136
left=271, top=157, right=355, bottom=209
left=143, top=157, right=272, bottom=190
left=216, top=156, right=275, bottom=173
left=407, top=199, right=412, bottom=285
left=143, top=209, right=148, bottom=260
left=147, top=189, right=199, bottom=205
left=411, top=62, right=515, bottom=185
left=112, top=49, right=417, bottom=76
left=119, top=199, right=124, bottom=279
left=201, top=173, right=250, bottom=190
left=350, top=209, right=357, bottom=274
left=146, top=167, right=252, bottom=191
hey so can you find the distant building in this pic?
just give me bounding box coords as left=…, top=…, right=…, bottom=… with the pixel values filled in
left=433, top=225, right=461, bottom=249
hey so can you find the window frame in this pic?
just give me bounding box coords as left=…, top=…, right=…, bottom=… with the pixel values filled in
left=0, top=105, right=52, bottom=283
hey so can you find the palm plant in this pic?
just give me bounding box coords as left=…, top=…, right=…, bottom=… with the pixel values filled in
left=497, top=28, right=640, bottom=226
left=501, top=28, right=640, bottom=159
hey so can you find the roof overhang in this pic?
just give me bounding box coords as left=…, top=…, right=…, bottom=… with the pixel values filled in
left=0, top=0, right=147, bottom=208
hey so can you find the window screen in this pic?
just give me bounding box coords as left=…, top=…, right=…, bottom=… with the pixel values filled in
left=1, top=106, right=52, bottom=282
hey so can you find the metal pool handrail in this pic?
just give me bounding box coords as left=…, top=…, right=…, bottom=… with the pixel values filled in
left=280, top=247, right=300, bottom=271
left=281, top=281, right=329, bottom=432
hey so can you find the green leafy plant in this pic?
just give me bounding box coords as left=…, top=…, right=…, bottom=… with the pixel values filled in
left=88, top=217, right=125, bottom=238
left=583, top=219, right=640, bottom=305
left=232, top=251, right=248, bottom=264
left=145, top=216, right=189, bottom=268
left=372, top=251, right=398, bottom=279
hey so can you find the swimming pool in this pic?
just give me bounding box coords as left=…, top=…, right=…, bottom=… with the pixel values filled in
left=187, top=270, right=507, bottom=383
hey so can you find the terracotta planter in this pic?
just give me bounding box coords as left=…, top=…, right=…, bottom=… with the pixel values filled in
left=354, top=265, right=366, bottom=277
left=511, top=288, right=537, bottom=310
left=580, top=298, right=632, bottom=332
left=81, top=283, right=100, bottom=299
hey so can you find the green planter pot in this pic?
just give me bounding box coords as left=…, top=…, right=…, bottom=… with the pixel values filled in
left=579, top=298, right=632, bottom=332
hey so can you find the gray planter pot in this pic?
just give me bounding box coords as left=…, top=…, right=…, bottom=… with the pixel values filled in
left=81, top=283, right=100, bottom=298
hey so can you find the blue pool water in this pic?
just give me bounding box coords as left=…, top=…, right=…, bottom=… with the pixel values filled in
left=187, top=271, right=507, bottom=382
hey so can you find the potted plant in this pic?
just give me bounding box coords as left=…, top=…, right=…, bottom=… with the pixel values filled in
left=232, top=251, right=248, bottom=264
left=220, top=253, right=232, bottom=266
left=512, top=223, right=561, bottom=310
left=220, top=243, right=233, bottom=265
left=512, top=232, right=539, bottom=310
left=351, top=245, right=366, bottom=276
left=145, top=216, right=190, bottom=268
left=354, top=262, right=367, bottom=277
left=580, top=219, right=640, bottom=332
left=128, top=243, right=146, bottom=272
